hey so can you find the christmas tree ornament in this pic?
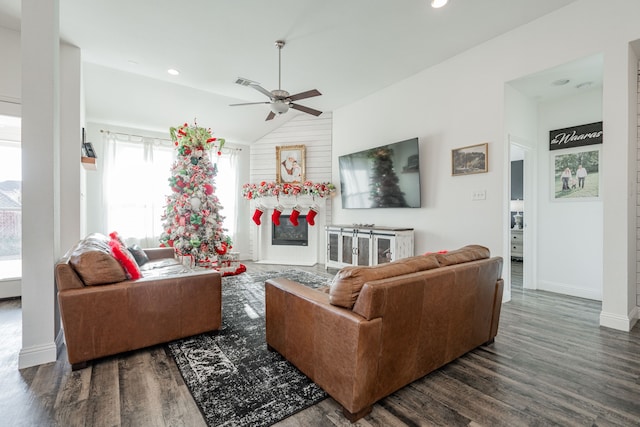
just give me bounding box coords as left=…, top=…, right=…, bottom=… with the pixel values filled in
left=252, top=205, right=264, bottom=225
left=289, top=205, right=301, bottom=226
left=272, top=205, right=284, bottom=226
left=215, top=242, right=228, bottom=255
left=190, top=197, right=201, bottom=210
left=306, top=205, right=318, bottom=226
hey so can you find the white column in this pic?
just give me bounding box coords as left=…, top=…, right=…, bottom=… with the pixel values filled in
left=59, top=43, right=82, bottom=254
left=19, top=0, right=60, bottom=368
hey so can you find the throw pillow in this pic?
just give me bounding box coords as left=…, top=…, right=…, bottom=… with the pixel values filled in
left=68, top=233, right=128, bottom=286
left=127, top=244, right=150, bottom=266
left=109, top=238, right=142, bottom=280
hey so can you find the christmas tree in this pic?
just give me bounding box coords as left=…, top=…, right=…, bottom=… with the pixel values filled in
left=159, top=122, right=232, bottom=266
left=369, top=147, right=409, bottom=208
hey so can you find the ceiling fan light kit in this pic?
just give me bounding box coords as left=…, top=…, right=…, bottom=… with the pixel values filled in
left=231, top=40, right=322, bottom=121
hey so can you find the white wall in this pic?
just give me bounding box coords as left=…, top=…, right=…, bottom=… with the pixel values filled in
left=332, top=0, right=640, bottom=330
left=537, top=88, right=603, bottom=300
left=636, top=57, right=640, bottom=307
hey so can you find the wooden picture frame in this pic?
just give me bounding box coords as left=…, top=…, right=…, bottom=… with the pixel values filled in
left=276, top=145, right=306, bottom=184
left=452, top=143, right=488, bottom=176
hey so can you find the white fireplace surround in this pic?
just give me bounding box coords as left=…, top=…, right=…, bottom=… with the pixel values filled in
left=251, top=195, right=326, bottom=266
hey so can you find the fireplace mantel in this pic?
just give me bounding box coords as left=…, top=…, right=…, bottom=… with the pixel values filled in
left=250, top=197, right=327, bottom=266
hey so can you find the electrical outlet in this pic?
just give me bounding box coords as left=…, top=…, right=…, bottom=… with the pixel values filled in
left=472, top=190, right=486, bottom=201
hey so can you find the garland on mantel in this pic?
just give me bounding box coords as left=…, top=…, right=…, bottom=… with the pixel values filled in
left=242, top=181, right=336, bottom=200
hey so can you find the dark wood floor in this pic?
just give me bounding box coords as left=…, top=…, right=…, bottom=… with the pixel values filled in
left=1, top=261, right=640, bottom=426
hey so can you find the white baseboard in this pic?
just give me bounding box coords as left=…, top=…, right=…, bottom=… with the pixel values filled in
left=18, top=342, right=57, bottom=369
left=537, top=280, right=601, bottom=301
left=0, top=278, right=21, bottom=299
left=599, top=308, right=637, bottom=332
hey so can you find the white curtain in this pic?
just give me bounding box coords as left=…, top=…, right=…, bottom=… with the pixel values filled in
left=211, top=147, right=239, bottom=246
left=102, top=132, right=175, bottom=247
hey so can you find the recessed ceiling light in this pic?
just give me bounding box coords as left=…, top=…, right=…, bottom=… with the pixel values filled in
left=167, top=69, right=180, bottom=76
left=431, top=0, right=448, bottom=8
left=552, top=78, right=570, bottom=86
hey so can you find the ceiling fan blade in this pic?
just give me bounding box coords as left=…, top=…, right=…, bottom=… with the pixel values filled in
left=229, top=101, right=270, bottom=107
left=249, top=83, right=274, bottom=99
left=288, top=89, right=322, bottom=102
left=290, top=103, right=322, bottom=117
left=265, top=111, right=276, bottom=121
left=235, top=77, right=273, bottom=99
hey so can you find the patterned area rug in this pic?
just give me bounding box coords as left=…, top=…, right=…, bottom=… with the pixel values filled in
left=166, top=269, right=334, bottom=427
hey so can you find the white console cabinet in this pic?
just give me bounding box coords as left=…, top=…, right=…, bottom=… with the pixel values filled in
left=325, top=225, right=414, bottom=269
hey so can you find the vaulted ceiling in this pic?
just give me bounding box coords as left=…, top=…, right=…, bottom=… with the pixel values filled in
left=0, top=0, right=580, bottom=143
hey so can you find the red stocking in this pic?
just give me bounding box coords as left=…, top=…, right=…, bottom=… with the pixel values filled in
left=289, top=206, right=300, bottom=226
left=272, top=205, right=283, bottom=226
left=306, top=206, right=318, bottom=226
left=252, top=206, right=264, bottom=225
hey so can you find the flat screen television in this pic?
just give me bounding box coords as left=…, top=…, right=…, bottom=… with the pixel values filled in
left=339, top=137, right=421, bottom=209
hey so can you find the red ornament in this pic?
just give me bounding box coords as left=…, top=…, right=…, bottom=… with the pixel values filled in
left=204, top=184, right=214, bottom=195
left=216, top=242, right=228, bottom=256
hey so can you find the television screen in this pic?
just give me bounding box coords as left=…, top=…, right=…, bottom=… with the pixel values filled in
left=339, top=138, right=421, bottom=209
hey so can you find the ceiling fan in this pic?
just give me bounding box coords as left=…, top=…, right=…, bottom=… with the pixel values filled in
left=230, top=40, right=322, bottom=121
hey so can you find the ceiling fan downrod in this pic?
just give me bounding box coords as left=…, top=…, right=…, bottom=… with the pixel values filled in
left=275, top=40, right=285, bottom=91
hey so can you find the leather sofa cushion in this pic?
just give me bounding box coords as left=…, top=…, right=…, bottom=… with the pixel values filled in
left=68, top=233, right=127, bottom=286
left=435, top=244, right=490, bottom=266
left=329, top=254, right=440, bottom=309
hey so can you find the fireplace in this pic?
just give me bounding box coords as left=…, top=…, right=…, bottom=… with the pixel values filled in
left=272, top=215, right=308, bottom=246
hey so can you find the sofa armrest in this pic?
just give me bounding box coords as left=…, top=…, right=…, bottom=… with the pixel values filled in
left=265, top=278, right=383, bottom=415
left=144, top=247, right=176, bottom=261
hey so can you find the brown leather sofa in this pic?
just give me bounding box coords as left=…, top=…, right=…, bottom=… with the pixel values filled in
left=265, top=245, right=503, bottom=422
left=55, top=233, right=222, bottom=369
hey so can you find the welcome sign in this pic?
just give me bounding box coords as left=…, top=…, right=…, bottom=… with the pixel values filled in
left=549, top=121, right=603, bottom=151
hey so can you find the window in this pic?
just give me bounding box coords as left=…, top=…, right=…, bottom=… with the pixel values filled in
left=103, top=134, right=175, bottom=247
left=0, top=115, right=22, bottom=280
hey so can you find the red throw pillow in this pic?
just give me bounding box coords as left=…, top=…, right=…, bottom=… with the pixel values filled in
left=109, top=238, right=142, bottom=280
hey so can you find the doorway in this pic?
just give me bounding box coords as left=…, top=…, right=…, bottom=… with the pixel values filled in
left=509, top=138, right=534, bottom=292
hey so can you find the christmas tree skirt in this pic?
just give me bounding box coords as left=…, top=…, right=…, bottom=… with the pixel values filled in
left=166, top=269, right=334, bottom=427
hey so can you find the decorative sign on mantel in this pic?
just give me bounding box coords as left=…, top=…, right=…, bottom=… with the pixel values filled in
left=549, top=121, right=603, bottom=151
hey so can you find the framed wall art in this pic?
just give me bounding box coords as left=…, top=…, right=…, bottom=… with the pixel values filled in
left=551, top=146, right=600, bottom=201
left=276, top=144, right=306, bottom=184
left=452, top=143, right=488, bottom=176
